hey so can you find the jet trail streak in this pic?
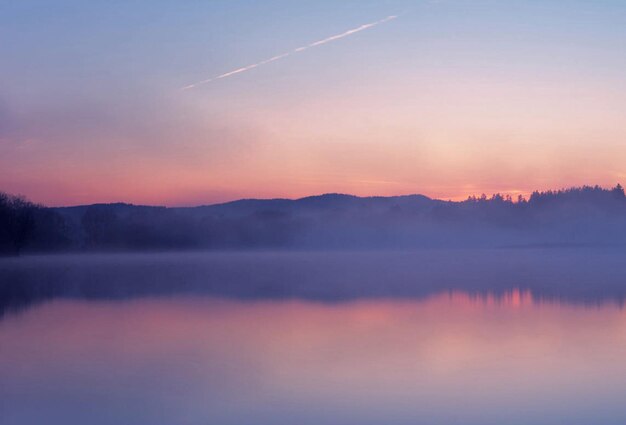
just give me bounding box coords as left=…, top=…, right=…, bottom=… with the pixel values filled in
left=182, top=15, right=398, bottom=90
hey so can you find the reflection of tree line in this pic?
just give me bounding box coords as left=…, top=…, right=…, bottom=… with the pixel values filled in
left=1, top=184, right=625, bottom=255
left=445, top=288, right=535, bottom=308
left=3, top=251, right=626, bottom=320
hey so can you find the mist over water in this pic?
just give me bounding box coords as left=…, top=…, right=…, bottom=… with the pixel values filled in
left=2, top=250, right=626, bottom=425
left=3, top=249, right=626, bottom=315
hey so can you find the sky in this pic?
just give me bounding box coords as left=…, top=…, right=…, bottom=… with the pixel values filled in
left=1, top=0, right=626, bottom=206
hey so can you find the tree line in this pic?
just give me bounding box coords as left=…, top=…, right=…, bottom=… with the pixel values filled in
left=1, top=184, right=625, bottom=255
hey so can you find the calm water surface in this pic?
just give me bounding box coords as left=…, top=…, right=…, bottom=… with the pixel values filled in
left=1, top=251, right=626, bottom=425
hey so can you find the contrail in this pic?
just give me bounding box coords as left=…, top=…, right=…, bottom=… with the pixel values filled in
left=182, top=15, right=398, bottom=90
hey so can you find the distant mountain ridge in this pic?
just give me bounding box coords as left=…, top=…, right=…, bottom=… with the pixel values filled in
left=1, top=185, right=625, bottom=254
left=57, top=192, right=435, bottom=210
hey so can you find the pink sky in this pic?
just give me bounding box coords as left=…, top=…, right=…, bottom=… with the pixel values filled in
left=2, top=1, right=625, bottom=206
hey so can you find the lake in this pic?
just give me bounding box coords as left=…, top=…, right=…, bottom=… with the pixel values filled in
left=2, top=250, right=626, bottom=425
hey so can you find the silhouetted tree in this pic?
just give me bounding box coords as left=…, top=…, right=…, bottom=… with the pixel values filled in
left=0, top=192, right=35, bottom=255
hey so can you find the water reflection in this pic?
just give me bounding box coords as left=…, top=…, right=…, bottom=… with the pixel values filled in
left=2, top=293, right=626, bottom=425
left=2, top=250, right=626, bottom=319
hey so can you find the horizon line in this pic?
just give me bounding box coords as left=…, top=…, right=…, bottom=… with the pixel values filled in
left=37, top=183, right=624, bottom=209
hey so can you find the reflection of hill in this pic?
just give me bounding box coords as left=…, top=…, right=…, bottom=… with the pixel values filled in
left=2, top=249, right=626, bottom=319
